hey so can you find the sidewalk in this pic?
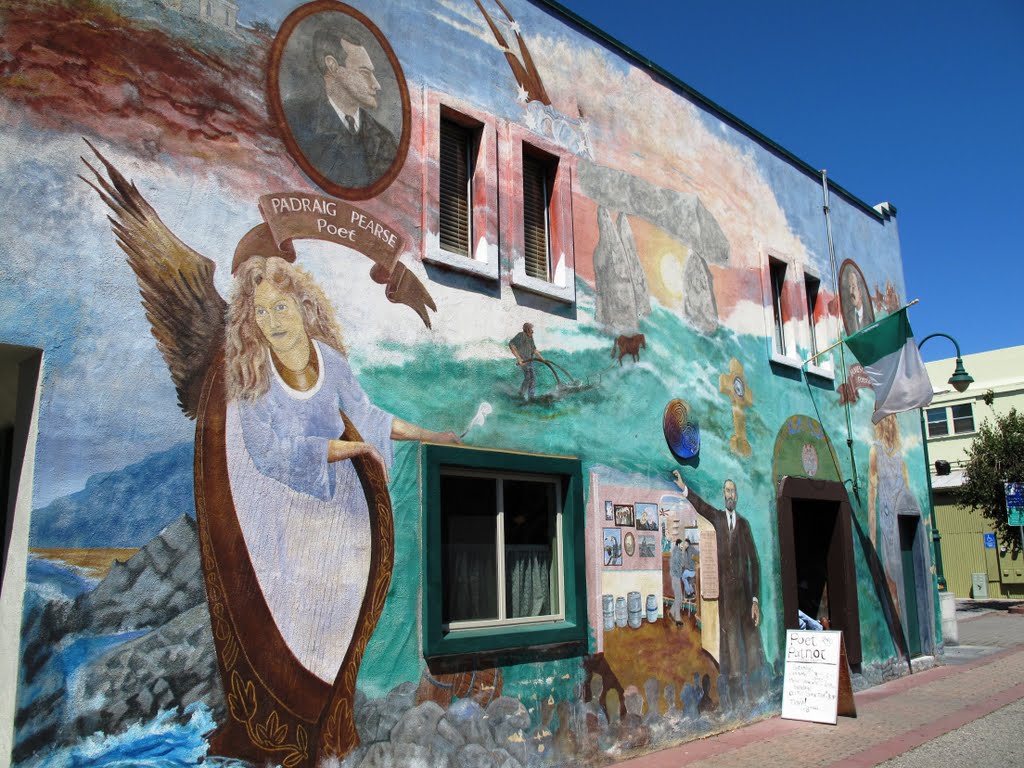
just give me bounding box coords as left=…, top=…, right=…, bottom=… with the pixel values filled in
left=619, top=607, right=1024, bottom=768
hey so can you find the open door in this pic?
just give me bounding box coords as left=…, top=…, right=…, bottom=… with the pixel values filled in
left=777, top=477, right=862, bottom=666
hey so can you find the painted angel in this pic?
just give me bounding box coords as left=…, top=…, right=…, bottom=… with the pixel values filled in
left=82, top=145, right=458, bottom=767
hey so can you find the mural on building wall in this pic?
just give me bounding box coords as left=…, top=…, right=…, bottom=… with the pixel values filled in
left=871, top=280, right=903, bottom=315
left=869, top=414, right=922, bottom=619
left=719, top=359, right=753, bottom=457
left=670, top=473, right=769, bottom=709
left=839, top=259, right=875, bottom=336
left=838, top=364, right=872, bottom=405
left=2, top=0, right=921, bottom=764
left=663, top=398, right=700, bottom=462
left=584, top=471, right=726, bottom=752
left=81, top=150, right=460, bottom=765
left=269, top=1, right=411, bottom=199
left=771, top=415, right=842, bottom=485
left=474, top=0, right=550, bottom=105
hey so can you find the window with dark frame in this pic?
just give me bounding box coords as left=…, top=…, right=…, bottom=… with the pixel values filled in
left=422, top=445, right=587, bottom=659
left=769, top=257, right=787, bottom=354
left=804, top=273, right=821, bottom=358
left=522, top=149, right=555, bottom=282
left=439, top=117, right=476, bottom=257
left=951, top=403, right=975, bottom=434
left=926, top=407, right=949, bottom=438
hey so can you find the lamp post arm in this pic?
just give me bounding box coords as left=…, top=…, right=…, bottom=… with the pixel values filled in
left=918, top=333, right=963, bottom=358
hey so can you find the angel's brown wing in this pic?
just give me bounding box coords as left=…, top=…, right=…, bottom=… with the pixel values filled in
left=80, top=141, right=227, bottom=419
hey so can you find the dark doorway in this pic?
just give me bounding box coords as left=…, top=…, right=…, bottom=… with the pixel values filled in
left=792, top=500, right=837, bottom=626
left=1, top=344, right=42, bottom=590
left=899, top=516, right=922, bottom=658
left=777, top=477, right=861, bottom=665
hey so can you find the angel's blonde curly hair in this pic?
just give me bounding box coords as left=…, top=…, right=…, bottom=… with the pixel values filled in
left=226, top=256, right=346, bottom=401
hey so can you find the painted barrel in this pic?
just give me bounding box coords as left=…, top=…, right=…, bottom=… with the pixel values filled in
left=614, top=597, right=627, bottom=627
left=602, top=594, right=615, bottom=630
left=627, top=591, right=642, bottom=628
left=645, top=593, right=659, bottom=623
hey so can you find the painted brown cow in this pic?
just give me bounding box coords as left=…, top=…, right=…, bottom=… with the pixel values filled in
left=611, top=333, right=646, bottom=365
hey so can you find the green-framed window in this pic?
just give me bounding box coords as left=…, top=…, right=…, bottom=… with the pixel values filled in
left=421, top=444, right=587, bottom=659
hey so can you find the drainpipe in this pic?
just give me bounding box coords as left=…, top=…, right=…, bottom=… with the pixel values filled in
left=821, top=170, right=860, bottom=499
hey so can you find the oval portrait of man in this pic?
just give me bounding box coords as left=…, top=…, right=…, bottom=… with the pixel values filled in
left=838, top=259, right=874, bottom=337
left=268, top=1, right=410, bottom=200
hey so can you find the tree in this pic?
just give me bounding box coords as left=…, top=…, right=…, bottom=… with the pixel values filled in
left=957, top=407, right=1024, bottom=553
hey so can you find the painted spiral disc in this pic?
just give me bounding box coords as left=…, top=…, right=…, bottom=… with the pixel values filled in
left=663, top=399, right=700, bottom=460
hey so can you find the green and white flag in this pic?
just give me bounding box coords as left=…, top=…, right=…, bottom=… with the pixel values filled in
left=845, top=307, right=933, bottom=424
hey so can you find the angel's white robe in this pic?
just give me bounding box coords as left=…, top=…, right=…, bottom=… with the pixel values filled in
left=225, top=340, right=394, bottom=683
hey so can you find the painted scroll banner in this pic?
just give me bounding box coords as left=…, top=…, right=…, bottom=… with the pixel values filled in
left=781, top=630, right=841, bottom=725
left=232, top=192, right=437, bottom=327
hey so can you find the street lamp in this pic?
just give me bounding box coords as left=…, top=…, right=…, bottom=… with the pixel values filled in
left=918, top=333, right=974, bottom=592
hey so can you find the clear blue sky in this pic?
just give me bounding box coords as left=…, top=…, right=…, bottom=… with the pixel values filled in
left=553, top=0, right=1024, bottom=362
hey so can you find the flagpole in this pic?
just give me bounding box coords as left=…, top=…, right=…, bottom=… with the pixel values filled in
left=800, top=298, right=921, bottom=368
left=820, top=170, right=861, bottom=499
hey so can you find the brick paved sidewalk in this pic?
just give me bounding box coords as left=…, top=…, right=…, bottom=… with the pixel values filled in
left=618, top=612, right=1024, bottom=768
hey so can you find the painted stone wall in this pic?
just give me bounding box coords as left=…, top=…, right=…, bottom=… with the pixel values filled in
left=0, top=0, right=936, bottom=765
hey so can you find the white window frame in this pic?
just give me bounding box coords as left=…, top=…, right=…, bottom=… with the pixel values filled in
left=759, top=246, right=834, bottom=378
left=951, top=403, right=976, bottom=435
left=800, top=263, right=834, bottom=380
left=926, top=407, right=950, bottom=438
left=440, top=467, right=566, bottom=633
left=759, top=247, right=801, bottom=368
left=504, top=128, right=576, bottom=305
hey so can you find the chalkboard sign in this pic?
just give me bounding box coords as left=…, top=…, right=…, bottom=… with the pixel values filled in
left=781, top=630, right=843, bottom=724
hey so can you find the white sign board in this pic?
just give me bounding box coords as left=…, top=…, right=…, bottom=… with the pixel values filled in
left=781, top=630, right=842, bottom=724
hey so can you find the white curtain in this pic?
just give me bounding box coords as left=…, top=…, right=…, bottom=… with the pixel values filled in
left=506, top=544, right=552, bottom=618
left=447, top=540, right=498, bottom=622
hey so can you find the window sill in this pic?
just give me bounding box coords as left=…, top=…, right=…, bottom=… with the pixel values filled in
left=926, top=431, right=977, bottom=442
left=424, top=618, right=587, bottom=659
left=423, top=244, right=499, bottom=281
left=769, top=351, right=803, bottom=370
left=806, top=363, right=835, bottom=381
left=510, top=269, right=575, bottom=304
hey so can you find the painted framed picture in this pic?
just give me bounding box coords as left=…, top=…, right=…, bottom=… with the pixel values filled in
left=605, top=500, right=614, bottom=521
left=268, top=0, right=411, bottom=200
left=623, top=531, right=636, bottom=557
left=838, top=259, right=875, bottom=337
left=635, top=502, right=659, bottom=531
left=684, top=527, right=700, bottom=544
left=638, top=535, right=657, bottom=558
left=613, top=504, right=635, bottom=527
left=603, top=528, right=623, bottom=566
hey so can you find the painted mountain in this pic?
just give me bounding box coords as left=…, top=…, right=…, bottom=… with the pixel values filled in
left=30, top=442, right=194, bottom=548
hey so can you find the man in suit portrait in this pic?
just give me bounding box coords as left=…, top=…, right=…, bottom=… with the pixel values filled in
left=673, top=475, right=767, bottom=708
left=840, top=264, right=874, bottom=336
left=287, top=28, right=399, bottom=190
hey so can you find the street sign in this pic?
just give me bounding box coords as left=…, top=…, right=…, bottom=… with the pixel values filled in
left=984, top=533, right=997, bottom=549
left=1005, top=482, right=1024, bottom=526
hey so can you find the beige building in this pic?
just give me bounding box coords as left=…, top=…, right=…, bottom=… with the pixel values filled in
left=925, top=345, right=1024, bottom=598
